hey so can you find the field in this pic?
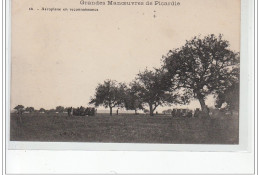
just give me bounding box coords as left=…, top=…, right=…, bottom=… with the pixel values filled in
left=10, top=113, right=239, bottom=144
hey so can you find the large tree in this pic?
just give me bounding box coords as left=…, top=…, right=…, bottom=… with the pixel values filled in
left=131, top=68, right=183, bottom=116
left=163, top=34, right=239, bottom=117
left=89, top=80, right=126, bottom=116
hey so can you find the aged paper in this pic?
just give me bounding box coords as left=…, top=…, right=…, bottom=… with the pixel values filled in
left=10, top=0, right=241, bottom=144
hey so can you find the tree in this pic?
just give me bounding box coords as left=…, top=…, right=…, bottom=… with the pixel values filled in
left=25, top=107, right=34, bottom=113
left=89, top=80, right=127, bottom=116
left=131, top=68, right=183, bottom=116
left=39, top=108, right=46, bottom=113
left=163, top=34, right=239, bottom=117
left=14, top=105, right=24, bottom=113
left=123, top=86, right=144, bottom=114
left=56, top=106, right=65, bottom=113
left=47, top=109, right=56, bottom=114
left=14, top=105, right=24, bottom=123
left=25, top=107, right=30, bottom=113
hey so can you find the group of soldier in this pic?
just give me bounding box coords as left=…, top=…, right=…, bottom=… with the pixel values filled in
left=171, top=108, right=208, bottom=118
left=171, top=109, right=192, bottom=118
left=67, top=106, right=96, bottom=117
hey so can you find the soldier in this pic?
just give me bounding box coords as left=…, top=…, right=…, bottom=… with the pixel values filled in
left=182, top=109, right=187, bottom=117
left=176, top=109, right=181, bottom=117
left=79, top=106, right=85, bottom=116
left=187, top=110, right=192, bottom=118
left=92, top=108, right=96, bottom=116
left=74, top=107, right=80, bottom=116
left=85, top=107, right=90, bottom=116
left=194, top=108, right=200, bottom=118
left=67, top=107, right=73, bottom=117
left=88, top=107, right=94, bottom=116
left=171, top=109, right=176, bottom=117
left=206, top=106, right=210, bottom=117
left=67, top=107, right=70, bottom=118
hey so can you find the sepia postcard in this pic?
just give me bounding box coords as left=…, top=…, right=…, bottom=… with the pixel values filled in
left=9, top=0, right=245, bottom=148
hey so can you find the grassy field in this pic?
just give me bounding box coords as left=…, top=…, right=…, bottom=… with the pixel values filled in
left=10, top=113, right=239, bottom=144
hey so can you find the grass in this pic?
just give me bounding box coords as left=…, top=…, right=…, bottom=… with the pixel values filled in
left=10, top=113, right=239, bottom=144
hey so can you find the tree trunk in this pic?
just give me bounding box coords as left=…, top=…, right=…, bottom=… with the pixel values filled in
left=110, top=107, right=112, bottom=116
left=198, top=95, right=210, bottom=118
left=18, top=114, right=22, bottom=124
left=149, top=104, right=154, bottom=116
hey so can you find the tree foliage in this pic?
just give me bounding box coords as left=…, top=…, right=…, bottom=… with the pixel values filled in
left=25, top=107, right=34, bottom=113
left=39, top=108, right=46, bottom=113
left=123, top=86, right=144, bottom=114
left=14, top=105, right=24, bottom=113
left=163, top=34, right=239, bottom=117
left=47, top=109, right=56, bottom=114
left=56, top=106, right=65, bottom=113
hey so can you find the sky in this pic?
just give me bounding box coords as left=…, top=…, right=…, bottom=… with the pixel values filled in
left=11, top=0, right=240, bottom=112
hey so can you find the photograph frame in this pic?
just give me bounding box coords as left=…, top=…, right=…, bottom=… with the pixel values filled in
left=2, top=0, right=257, bottom=174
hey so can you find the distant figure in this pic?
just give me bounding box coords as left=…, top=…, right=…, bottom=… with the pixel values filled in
left=182, top=109, right=187, bottom=117
left=116, top=109, right=119, bottom=115
left=187, top=110, right=192, bottom=118
left=85, top=107, right=90, bottom=116
left=79, top=106, right=85, bottom=116
left=206, top=106, right=210, bottom=117
left=171, top=109, right=176, bottom=117
left=74, top=107, right=80, bottom=116
left=156, top=111, right=158, bottom=115
left=176, top=109, right=181, bottom=117
left=194, top=108, right=200, bottom=118
left=67, top=107, right=73, bottom=117
left=91, top=108, right=95, bottom=116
